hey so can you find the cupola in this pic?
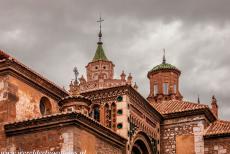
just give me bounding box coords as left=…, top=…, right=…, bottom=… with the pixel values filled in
left=147, top=50, right=182, bottom=103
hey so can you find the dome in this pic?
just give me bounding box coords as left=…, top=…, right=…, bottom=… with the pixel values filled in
left=148, top=51, right=181, bottom=77
left=150, top=63, right=180, bottom=73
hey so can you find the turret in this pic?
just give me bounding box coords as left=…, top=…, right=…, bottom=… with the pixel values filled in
left=147, top=50, right=182, bottom=103
left=85, top=16, right=114, bottom=82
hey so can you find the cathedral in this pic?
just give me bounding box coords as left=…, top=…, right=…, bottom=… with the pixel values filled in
left=0, top=20, right=230, bottom=154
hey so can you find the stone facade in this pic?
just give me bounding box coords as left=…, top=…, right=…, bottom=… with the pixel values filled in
left=160, top=115, right=208, bottom=154
left=204, top=138, right=230, bottom=154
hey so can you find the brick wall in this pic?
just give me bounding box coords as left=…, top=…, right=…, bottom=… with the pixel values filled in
left=8, top=76, right=59, bottom=120
left=7, top=126, right=124, bottom=154
left=0, top=74, right=60, bottom=151
left=0, top=75, right=17, bottom=151
left=160, top=115, right=208, bottom=154
left=204, top=137, right=230, bottom=154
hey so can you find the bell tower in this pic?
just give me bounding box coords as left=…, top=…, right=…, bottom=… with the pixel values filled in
left=147, top=50, right=182, bottom=103
left=85, top=16, right=114, bottom=82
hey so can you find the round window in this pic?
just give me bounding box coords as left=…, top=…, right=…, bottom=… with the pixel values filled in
left=117, top=96, right=123, bottom=102
left=117, top=123, right=123, bottom=129
left=117, top=109, right=123, bottom=115
left=40, top=101, right=46, bottom=115
left=39, top=97, right=52, bottom=116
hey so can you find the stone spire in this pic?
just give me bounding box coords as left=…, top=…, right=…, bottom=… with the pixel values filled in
left=133, top=82, right=138, bottom=90
left=211, top=95, right=218, bottom=118
left=92, top=16, right=108, bottom=62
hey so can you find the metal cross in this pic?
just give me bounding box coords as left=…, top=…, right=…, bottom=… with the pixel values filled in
left=73, top=66, right=79, bottom=81
left=97, top=16, right=104, bottom=33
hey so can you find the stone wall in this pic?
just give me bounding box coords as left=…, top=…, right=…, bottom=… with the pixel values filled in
left=0, top=74, right=60, bottom=151
left=160, top=115, right=208, bottom=154
left=7, top=126, right=124, bottom=154
left=8, top=76, right=59, bottom=120
left=204, top=137, right=230, bottom=154
left=0, top=75, right=17, bottom=151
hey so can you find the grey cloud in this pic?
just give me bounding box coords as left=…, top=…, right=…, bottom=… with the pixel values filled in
left=0, top=0, right=230, bottom=120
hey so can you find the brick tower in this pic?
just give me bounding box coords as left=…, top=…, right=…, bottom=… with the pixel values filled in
left=147, top=50, right=183, bottom=103
left=85, top=31, right=114, bottom=83
left=70, top=17, right=134, bottom=93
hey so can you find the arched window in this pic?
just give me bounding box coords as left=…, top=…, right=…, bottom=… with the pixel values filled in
left=173, top=84, right=177, bottom=94
left=92, top=105, right=100, bottom=122
left=111, top=103, right=117, bottom=131
left=153, top=83, right=158, bottom=96
left=163, top=83, right=169, bottom=95
left=93, top=73, right=98, bottom=80
left=104, top=103, right=111, bottom=128
left=39, top=97, right=52, bottom=116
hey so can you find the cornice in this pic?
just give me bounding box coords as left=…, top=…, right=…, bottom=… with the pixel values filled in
left=0, top=59, right=69, bottom=100
left=4, top=112, right=127, bottom=148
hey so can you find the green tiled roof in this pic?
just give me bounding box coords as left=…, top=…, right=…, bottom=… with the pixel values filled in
left=92, top=43, right=108, bottom=62
left=149, top=63, right=180, bottom=73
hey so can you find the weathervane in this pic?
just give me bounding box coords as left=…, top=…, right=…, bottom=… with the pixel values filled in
left=73, top=66, right=79, bottom=84
left=97, top=15, right=104, bottom=42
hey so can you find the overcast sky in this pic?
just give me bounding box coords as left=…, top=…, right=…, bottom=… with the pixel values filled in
left=0, top=0, right=230, bottom=120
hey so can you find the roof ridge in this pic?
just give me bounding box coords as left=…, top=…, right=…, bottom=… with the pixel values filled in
left=182, top=100, right=209, bottom=107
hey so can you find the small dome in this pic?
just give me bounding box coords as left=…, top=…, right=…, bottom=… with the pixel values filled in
left=150, top=63, right=180, bottom=72
left=148, top=49, right=181, bottom=76
left=148, top=62, right=181, bottom=78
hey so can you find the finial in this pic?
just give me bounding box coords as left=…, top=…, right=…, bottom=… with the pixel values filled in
left=97, top=15, right=104, bottom=44
left=73, top=67, right=79, bottom=84
left=212, top=95, right=215, bottom=100
left=134, top=82, right=138, bottom=90
left=198, top=95, right=200, bottom=104
left=162, top=48, right=166, bottom=64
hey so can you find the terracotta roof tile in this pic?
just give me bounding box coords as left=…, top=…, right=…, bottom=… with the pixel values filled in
left=205, top=120, right=230, bottom=138
left=152, top=100, right=208, bottom=115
